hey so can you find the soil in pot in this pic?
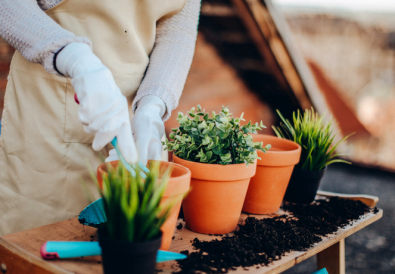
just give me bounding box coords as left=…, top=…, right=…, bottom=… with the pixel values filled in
left=283, top=166, right=327, bottom=204
left=243, top=134, right=301, bottom=214
left=99, top=229, right=161, bottom=274
left=173, top=197, right=377, bottom=274
left=97, top=160, right=191, bottom=250
left=173, top=155, right=256, bottom=235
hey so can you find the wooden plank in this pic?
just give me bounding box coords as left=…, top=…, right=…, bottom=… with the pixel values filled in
left=0, top=195, right=382, bottom=274
left=157, top=208, right=382, bottom=273
left=1, top=218, right=103, bottom=274
left=263, top=0, right=327, bottom=112
left=0, top=238, right=71, bottom=274
left=317, top=190, right=379, bottom=207
left=316, top=239, right=345, bottom=274
left=230, top=0, right=293, bottom=93
left=201, top=3, right=236, bottom=17
left=232, top=0, right=313, bottom=110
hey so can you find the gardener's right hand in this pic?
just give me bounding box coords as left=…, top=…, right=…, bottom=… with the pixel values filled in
left=56, top=42, right=138, bottom=164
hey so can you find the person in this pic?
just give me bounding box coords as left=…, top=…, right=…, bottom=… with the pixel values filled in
left=0, top=0, right=201, bottom=236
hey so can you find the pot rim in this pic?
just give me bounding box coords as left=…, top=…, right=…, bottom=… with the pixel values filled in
left=252, top=134, right=302, bottom=166
left=173, top=155, right=257, bottom=181
left=292, top=166, right=327, bottom=178
left=98, top=229, right=162, bottom=253
left=97, top=160, right=191, bottom=197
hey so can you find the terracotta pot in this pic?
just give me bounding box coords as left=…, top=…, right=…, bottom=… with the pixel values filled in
left=242, top=135, right=301, bottom=214
left=283, top=166, right=327, bottom=204
left=97, top=160, right=191, bottom=250
left=173, top=155, right=256, bottom=234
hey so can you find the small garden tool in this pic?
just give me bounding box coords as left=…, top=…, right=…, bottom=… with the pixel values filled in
left=74, top=93, right=149, bottom=178
left=312, top=268, right=328, bottom=274
left=78, top=197, right=106, bottom=227
left=40, top=241, right=187, bottom=262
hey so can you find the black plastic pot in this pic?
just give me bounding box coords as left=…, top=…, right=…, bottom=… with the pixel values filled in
left=283, top=166, right=327, bottom=204
left=98, top=229, right=162, bottom=274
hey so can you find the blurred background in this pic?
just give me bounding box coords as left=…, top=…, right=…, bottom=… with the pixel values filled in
left=0, top=0, right=394, bottom=273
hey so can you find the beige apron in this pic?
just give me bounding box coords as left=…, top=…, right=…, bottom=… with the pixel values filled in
left=0, top=0, right=186, bottom=236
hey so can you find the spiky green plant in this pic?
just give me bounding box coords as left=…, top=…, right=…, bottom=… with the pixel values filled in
left=163, top=105, right=271, bottom=165
left=95, top=162, right=177, bottom=242
left=272, top=108, right=352, bottom=171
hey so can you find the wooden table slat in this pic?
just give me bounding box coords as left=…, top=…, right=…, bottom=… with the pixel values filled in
left=0, top=199, right=383, bottom=274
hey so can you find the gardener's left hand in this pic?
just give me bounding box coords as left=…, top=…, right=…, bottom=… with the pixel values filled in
left=105, top=95, right=166, bottom=166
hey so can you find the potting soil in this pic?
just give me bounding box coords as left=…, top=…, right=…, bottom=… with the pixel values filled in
left=172, top=197, right=378, bottom=273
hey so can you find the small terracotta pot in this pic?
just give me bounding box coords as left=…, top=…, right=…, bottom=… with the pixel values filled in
left=97, top=160, right=191, bottom=250
left=173, top=155, right=256, bottom=234
left=242, top=135, right=301, bottom=214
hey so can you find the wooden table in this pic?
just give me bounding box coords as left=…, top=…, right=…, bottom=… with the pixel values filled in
left=0, top=191, right=382, bottom=274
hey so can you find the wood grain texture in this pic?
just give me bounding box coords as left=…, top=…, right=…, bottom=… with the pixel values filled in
left=156, top=208, right=382, bottom=274
left=317, top=190, right=379, bottom=207
left=317, top=239, right=345, bottom=274
left=0, top=238, right=70, bottom=274
left=0, top=194, right=382, bottom=274
left=2, top=218, right=103, bottom=274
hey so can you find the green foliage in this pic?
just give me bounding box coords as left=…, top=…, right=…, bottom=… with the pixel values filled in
left=272, top=108, right=352, bottom=171
left=163, top=105, right=271, bottom=165
left=96, top=162, right=177, bottom=242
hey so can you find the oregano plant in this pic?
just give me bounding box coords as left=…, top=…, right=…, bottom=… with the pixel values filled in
left=163, top=105, right=271, bottom=165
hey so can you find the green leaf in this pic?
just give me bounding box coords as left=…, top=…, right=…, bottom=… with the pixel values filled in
left=162, top=105, right=268, bottom=165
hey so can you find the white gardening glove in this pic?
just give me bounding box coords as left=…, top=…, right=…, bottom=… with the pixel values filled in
left=56, top=42, right=138, bottom=164
left=105, top=95, right=165, bottom=166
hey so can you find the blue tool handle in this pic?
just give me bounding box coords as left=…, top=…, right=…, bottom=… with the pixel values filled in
left=74, top=94, right=149, bottom=178
left=312, top=269, right=328, bottom=274
left=111, top=137, right=149, bottom=178
left=41, top=242, right=101, bottom=259
left=41, top=241, right=187, bottom=262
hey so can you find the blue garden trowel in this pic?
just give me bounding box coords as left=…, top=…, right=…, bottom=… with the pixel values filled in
left=41, top=241, right=186, bottom=262
left=79, top=197, right=106, bottom=228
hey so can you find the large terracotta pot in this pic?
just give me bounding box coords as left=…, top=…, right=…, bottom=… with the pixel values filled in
left=173, top=155, right=256, bottom=234
left=242, top=135, right=301, bottom=214
left=97, top=160, right=191, bottom=250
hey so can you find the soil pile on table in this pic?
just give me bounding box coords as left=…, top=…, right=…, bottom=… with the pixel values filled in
left=173, top=197, right=377, bottom=273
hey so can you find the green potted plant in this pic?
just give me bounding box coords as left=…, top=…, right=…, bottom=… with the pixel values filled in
left=96, top=162, right=177, bottom=274
left=164, top=105, right=270, bottom=234
left=272, top=108, right=351, bottom=204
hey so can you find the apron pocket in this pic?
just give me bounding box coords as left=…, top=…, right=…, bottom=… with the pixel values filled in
left=64, top=79, right=94, bottom=143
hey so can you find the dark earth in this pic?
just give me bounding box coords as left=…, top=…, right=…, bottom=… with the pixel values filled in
left=285, top=163, right=394, bottom=274
left=173, top=196, right=376, bottom=274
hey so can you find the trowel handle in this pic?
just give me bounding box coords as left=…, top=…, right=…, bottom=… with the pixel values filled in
left=41, top=241, right=187, bottom=262
left=41, top=242, right=101, bottom=259
left=74, top=93, right=149, bottom=178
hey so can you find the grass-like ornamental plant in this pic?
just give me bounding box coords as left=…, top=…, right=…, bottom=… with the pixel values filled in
left=272, top=108, right=352, bottom=171
left=96, top=162, right=176, bottom=242
left=164, top=105, right=270, bottom=165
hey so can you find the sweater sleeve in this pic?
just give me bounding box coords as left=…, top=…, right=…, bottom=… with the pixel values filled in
left=0, top=0, right=91, bottom=75
left=131, top=0, right=201, bottom=121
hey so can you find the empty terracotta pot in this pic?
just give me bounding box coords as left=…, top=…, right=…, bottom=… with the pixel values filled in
left=97, top=160, right=191, bottom=250
left=242, top=134, right=301, bottom=214
left=173, top=155, right=256, bottom=234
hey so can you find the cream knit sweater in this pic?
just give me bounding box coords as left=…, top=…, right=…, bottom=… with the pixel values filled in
left=0, top=0, right=201, bottom=121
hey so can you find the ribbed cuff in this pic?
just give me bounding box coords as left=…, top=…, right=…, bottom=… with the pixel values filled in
left=42, top=36, right=92, bottom=76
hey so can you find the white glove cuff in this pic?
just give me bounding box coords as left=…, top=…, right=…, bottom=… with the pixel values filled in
left=56, top=42, right=103, bottom=78
left=136, top=95, right=166, bottom=118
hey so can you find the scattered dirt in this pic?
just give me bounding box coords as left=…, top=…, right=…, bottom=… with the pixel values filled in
left=174, top=197, right=377, bottom=273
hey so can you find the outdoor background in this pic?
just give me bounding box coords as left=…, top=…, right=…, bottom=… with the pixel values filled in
left=0, top=0, right=394, bottom=273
